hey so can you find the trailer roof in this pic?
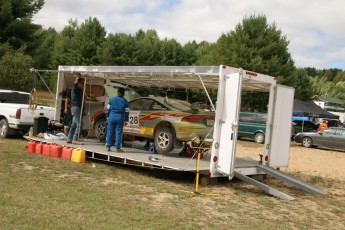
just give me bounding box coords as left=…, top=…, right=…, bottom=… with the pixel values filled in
left=58, top=65, right=275, bottom=91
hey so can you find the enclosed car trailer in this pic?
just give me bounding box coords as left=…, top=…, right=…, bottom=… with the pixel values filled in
left=48, top=65, right=326, bottom=200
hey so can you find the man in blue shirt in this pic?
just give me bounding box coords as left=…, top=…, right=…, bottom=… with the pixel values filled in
left=105, top=87, right=129, bottom=152
left=67, top=73, right=84, bottom=145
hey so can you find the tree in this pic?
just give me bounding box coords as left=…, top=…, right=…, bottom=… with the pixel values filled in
left=0, top=43, right=34, bottom=91
left=286, top=68, right=315, bottom=100
left=51, top=17, right=106, bottom=67
left=32, top=27, right=58, bottom=68
left=75, top=17, right=106, bottom=65
left=98, top=32, right=136, bottom=65
left=211, top=14, right=295, bottom=79
left=0, top=0, right=44, bottom=55
left=182, top=41, right=198, bottom=65
left=160, top=38, right=186, bottom=65
left=194, top=41, right=221, bottom=65
left=333, top=81, right=345, bottom=106
left=310, top=75, right=335, bottom=97
left=131, top=29, right=161, bottom=65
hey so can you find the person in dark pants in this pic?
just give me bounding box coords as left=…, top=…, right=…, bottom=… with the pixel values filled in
left=105, top=87, right=129, bottom=152
left=67, top=73, right=84, bottom=145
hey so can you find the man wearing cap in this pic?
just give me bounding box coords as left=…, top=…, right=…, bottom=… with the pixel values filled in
left=105, top=87, right=129, bottom=152
left=67, top=73, right=85, bottom=145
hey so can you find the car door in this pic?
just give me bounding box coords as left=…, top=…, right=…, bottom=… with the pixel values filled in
left=332, top=129, right=345, bottom=150
left=316, top=129, right=336, bottom=148
left=125, top=98, right=154, bottom=136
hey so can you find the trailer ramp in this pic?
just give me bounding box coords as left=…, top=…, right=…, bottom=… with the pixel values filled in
left=234, top=171, right=295, bottom=201
left=234, top=165, right=327, bottom=201
left=256, top=165, right=327, bottom=195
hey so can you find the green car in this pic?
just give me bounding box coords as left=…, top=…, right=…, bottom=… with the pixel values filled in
left=238, top=112, right=267, bottom=144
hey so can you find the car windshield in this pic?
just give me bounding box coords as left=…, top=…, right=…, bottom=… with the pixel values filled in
left=165, top=98, right=191, bottom=111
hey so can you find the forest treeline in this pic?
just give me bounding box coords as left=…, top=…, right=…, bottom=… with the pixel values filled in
left=0, top=0, right=344, bottom=106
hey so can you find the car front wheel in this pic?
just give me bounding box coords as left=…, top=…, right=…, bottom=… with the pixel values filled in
left=302, top=137, right=313, bottom=148
left=154, top=127, right=174, bottom=154
left=254, top=132, right=265, bottom=144
left=95, top=118, right=106, bottom=142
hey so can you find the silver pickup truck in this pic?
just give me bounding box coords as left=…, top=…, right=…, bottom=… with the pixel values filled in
left=0, top=89, right=55, bottom=138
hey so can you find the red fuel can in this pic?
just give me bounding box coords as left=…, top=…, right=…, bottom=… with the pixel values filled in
left=61, top=146, right=73, bottom=160
left=27, top=141, right=36, bottom=154
left=51, top=144, right=63, bottom=158
left=42, top=143, right=52, bottom=156
left=35, top=142, right=43, bottom=154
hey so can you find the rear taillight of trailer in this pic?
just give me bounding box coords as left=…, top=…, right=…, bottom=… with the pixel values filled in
left=246, top=71, right=257, bottom=77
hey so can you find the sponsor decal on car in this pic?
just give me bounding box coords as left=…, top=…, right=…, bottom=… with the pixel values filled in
left=163, top=116, right=183, bottom=122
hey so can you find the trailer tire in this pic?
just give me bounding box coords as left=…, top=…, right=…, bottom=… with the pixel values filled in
left=0, top=119, right=10, bottom=138
left=154, top=127, right=174, bottom=154
left=95, top=118, right=106, bottom=142
left=302, top=137, right=313, bottom=148
left=254, top=132, right=265, bottom=144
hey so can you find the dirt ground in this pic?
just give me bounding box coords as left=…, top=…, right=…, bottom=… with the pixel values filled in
left=236, top=139, right=345, bottom=181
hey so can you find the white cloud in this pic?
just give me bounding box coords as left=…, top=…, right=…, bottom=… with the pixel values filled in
left=33, top=0, right=345, bottom=70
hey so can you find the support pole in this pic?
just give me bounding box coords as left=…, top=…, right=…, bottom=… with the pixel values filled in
left=180, top=146, right=221, bottom=197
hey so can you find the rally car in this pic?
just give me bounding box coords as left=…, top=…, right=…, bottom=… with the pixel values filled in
left=91, top=96, right=215, bottom=154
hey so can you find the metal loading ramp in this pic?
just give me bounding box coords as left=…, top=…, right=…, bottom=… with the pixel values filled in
left=234, top=165, right=327, bottom=201
left=256, top=165, right=327, bottom=195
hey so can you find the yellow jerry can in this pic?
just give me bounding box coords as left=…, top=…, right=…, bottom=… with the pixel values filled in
left=71, top=148, right=86, bottom=163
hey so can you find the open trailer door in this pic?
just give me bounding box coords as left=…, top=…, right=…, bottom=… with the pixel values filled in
left=267, top=85, right=295, bottom=167
left=210, top=67, right=242, bottom=179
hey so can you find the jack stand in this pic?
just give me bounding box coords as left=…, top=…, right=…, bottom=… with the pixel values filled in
left=180, top=149, right=221, bottom=197
left=259, top=154, right=263, bottom=165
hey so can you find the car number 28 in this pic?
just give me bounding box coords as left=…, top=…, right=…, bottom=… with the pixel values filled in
left=128, top=111, right=140, bottom=127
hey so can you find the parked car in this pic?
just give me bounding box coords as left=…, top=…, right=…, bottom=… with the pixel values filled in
left=238, top=112, right=267, bottom=144
left=291, top=120, right=319, bottom=138
left=92, top=96, right=215, bottom=154
left=0, top=89, right=55, bottom=138
left=294, top=127, right=345, bottom=150
left=323, top=119, right=341, bottom=128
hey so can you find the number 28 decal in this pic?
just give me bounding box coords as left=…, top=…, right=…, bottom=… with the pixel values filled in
left=128, top=111, right=140, bottom=127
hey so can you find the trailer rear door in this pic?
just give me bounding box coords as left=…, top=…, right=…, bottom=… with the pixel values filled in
left=269, top=85, right=294, bottom=167
left=210, top=69, right=242, bottom=179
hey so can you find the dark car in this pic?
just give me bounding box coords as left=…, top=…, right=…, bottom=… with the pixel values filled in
left=294, top=127, right=345, bottom=150
left=292, top=120, right=319, bottom=138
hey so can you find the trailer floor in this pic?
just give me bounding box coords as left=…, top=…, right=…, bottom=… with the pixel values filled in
left=25, top=136, right=259, bottom=174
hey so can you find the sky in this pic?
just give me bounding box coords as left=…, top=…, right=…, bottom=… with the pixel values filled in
left=32, top=0, right=345, bottom=70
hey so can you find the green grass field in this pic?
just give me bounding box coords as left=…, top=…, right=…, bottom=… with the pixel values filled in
left=0, top=138, right=344, bottom=229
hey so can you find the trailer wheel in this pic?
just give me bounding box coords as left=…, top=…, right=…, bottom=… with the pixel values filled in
left=254, top=132, right=265, bottom=144
left=0, top=119, right=10, bottom=138
left=302, top=137, right=313, bottom=148
left=95, top=118, right=106, bottom=142
left=154, top=127, right=174, bottom=154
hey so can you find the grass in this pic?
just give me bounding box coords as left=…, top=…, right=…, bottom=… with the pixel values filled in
left=0, top=138, right=345, bottom=229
